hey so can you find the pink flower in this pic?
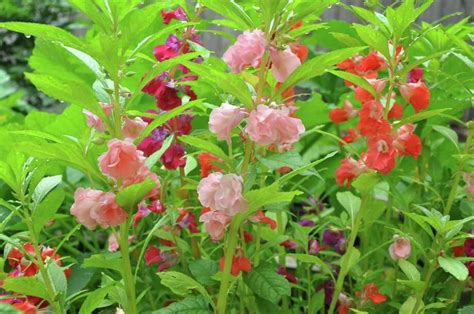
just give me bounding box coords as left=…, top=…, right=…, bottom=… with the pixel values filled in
left=123, top=117, right=147, bottom=140
left=70, top=188, right=127, bottom=230
left=245, top=104, right=305, bottom=149
left=209, top=103, right=246, bottom=142
left=199, top=210, right=231, bottom=241
left=83, top=109, right=106, bottom=132
left=108, top=233, right=134, bottom=252
left=389, top=236, right=411, bottom=260
left=99, top=139, right=146, bottom=181
left=223, top=29, right=266, bottom=73
left=269, top=48, right=301, bottom=82
left=197, top=172, right=247, bottom=216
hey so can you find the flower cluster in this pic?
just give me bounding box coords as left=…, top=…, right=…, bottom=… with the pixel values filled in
left=332, top=49, right=429, bottom=186
left=1, top=243, right=71, bottom=312
left=71, top=139, right=160, bottom=229
left=139, top=6, right=203, bottom=170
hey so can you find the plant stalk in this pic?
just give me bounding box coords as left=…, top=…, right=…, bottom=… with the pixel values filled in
left=119, top=222, right=137, bottom=314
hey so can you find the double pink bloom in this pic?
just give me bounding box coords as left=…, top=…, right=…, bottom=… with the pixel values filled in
left=223, top=29, right=301, bottom=82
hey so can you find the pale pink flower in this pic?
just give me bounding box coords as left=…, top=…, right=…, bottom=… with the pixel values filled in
left=100, top=102, right=113, bottom=116
left=123, top=117, right=147, bottom=140
left=269, top=47, right=301, bottom=82
left=98, top=139, right=146, bottom=181
left=199, top=210, right=231, bottom=241
left=83, top=109, right=106, bottom=132
left=197, top=172, right=247, bottom=216
left=223, top=29, right=266, bottom=73
left=108, top=233, right=135, bottom=252
left=245, top=104, right=305, bottom=149
left=209, top=103, right=247, bottom=142
left=389, top=236, right=411, bottom=260
left=70, top=188, right=127, bottom=230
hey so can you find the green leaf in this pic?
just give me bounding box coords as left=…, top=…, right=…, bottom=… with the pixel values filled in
left=245, top=183, right=302, bottom=213
left=0, top=22, right=83, bottom=49
left=157, top=271, right=213, bottom=306
left=287, top=253, right=336, bottom=282
left=353, top=24, right=389, bottom=58
left=278, top=47, right=366, bottom=92
left=458, top=305, right=474, bottom=314
left=397, top=279, right=425, bottom=291
left=399, top=259, right=421, bottom=281
left=31, top=175, right=62, bottom=210
left=184, top=155, right=198, bottom=176
left=79, top=285, right=114, bottom=314
left=47, top=261, right=67, bottom=295
left=342, top=247, right=360, bottom=274
left=257, top=150, right=311, bottom=174
left=351, top=172, right=379, bottom=195
left=336, top=191, right=361, bottom=229
left=432, top=125, right=459, bottom=151
left=116, top=179, right=156, bottom=211
left=199, top=0, right=254, bottom=30
left=145, top=135, right=174, bottom=169
left=32, top=188, right=65, bottom=236
left=243, top=263, right=291, bottom=304
left=276, top=151, right=338, bottom=184
left=2, top=276, right=49, bottom=300
left=189, top=260, right=219, bottom=286
left=437, top=256, right=468, bottom=281
left=135, top=99, right=203, bottom=142
left=0, top=304, right=21, bottom=314
left=395, top=108, right=450, bottom=126
left=179, top=135, right=231, bottom=165
left=154, top=295, right=210, bottom=314
left=82, top=254, right=122, bottom=273
left=328, top=70, right=377, bottom=98
left=400, top=296, right=419, bottom=314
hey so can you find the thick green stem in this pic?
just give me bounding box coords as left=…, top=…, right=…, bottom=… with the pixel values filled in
left=216, top=222, right=239, bottom=313
left=276, top=210, right=289, bottom=311
left=328, top=196, right=368, bottom=314
left=119, top=222, right=137, bottom=314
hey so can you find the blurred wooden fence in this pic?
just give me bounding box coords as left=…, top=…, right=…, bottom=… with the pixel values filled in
left=201, top=0, right=473, bottom=56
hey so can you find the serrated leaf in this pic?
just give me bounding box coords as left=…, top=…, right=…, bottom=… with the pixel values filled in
left=154, top=295, right=210, bottom=314
left=46, top=261, right=67, bottom=295
left=437, top=256, right=468, bottom=281
left=189, top=260, right=219, bottom=286
left=399, top=259, right=421, bottom=281
left=116, top=179, right=156, bottom=211
left=243, top=263, right=291, bottom=304
left=32, top=175, right=62, bottom=211
left=2, top=276, right=49, bottom=300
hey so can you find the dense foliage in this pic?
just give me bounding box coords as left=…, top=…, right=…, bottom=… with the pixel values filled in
left=0, top=1, right=472, bottom=313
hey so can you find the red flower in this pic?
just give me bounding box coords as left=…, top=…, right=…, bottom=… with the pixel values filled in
left=355, top=52, right=386, bottom=73
left=153, top=44, right=180, bottom=62
left=166, top=114, right=193, bottom=136
left=408, top=67, right=424, bottom=83
left=13, top=301, right=37, bottom=314
left=160, top=144, right=186, bottom=170
left=335, top=156, right=367, bottom=187
left=290, top=20, right=303, bottom=30
left=358, top=283, right=387, bottom=305
left=244, top=231, right=253, bottom=242
left=354, top=79, right=386, bottom=103
left=161, top=7, right=187, bottom=24
left=198, top=153, right=222, bottom=178
left=291, top=44, right=309, bottom=63
left=357, top=100, right=391, bottom=137
left=142, top=77, right=182, bottom=111
left=452, top=245, right=465, bottom=257
left=277, top=266, right=298, bottom=283
left=7, top=246, right=24, bottom=267
left=219, top=254, right=252, bottom=276
left=340, top=128, right=360, bottom=145
left=176, top=209, right=199, bottom=233
left=464, top=237, right=474, bottom=257
left=280, top=240, right=299, bottom=250
left=393, top=124, right=422, bottom=160
left=366, top=133, right=397, bottom=175
left=144, top=245, right=163, bottom=265
left=388, top=103, right=404, bottom=120
left=250, top=210, right=277, bottom=229
left=329, top=100, right=358, bottom=124
left=399, top=81, right=430, bottom=112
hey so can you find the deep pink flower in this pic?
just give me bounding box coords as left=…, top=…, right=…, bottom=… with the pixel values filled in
left=209, top=103, right=247, bottom=142
left=161, top=7, right=187, bottom=24
left=309, top=239, right=321, bottom=255
left=99, top=139, right=146, bottom=180
left=464, top=237, right=474, bottom=257
left=70, top=188, right=127, bottom=230
left=160, top=144, right=186, bottom=170
left=223, top=29, right=266, bottom=73
left=269, top=47, right=301, bottom=82
left=245, top=104, right=304, bottom=150
left=408, top=67, right=424, bottom=83
left=199, top=210, right=231, bottom=241
left=197, top=172, right=247, bottom=216
left=138, top=127, right=169, bottom=157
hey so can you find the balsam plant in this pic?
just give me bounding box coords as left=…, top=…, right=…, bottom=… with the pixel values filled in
left=0, top=0, right=472, bottom=313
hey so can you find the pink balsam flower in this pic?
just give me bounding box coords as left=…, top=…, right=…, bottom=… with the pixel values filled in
left=197, top=172, right=247, bottom=216
left=83, top=109, right=106, bottom=132
left=209, top=103, right=246, bottom=142
left=389, top=235, right=411, bottom=260
left=123, top=117, right=147, bottom=140
left=223, top=29, right=266, bottom=73
left=70, top=188, right=127, bottom=230
left=199, top=210, right=231, bottom=241
left=245, top=104, right=304, bottom=149
left=99, top=139, right=146, bottom=181
left=269, top=47, right=301, bottom=82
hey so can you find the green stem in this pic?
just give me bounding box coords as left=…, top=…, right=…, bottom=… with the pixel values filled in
left=119, top=222, right=137, bottom=314
left=276, top=210, right=289, bottom=311
left=216, top=222, right=239, bottom=313
left=328, top=196, right=368, bottom=314
left=444, top=126, right=473, bottom=215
